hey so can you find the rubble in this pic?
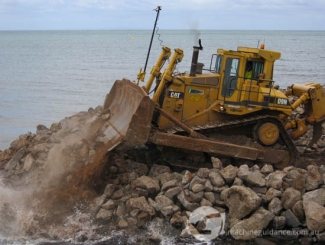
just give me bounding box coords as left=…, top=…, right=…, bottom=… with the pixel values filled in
left=0, top=105, right=325, bottom=244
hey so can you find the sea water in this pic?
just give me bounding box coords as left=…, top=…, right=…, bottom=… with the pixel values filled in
left=1, top=30, right=325, bottom=150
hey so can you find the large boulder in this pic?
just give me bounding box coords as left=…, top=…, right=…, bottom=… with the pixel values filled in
left=305, top=165, right=322, bottom=191
left=223, top=186, right=261, bottom=220
left=303, top=200, right=325, bottom=232
left=230, top=208, right=274, bottom=240
left=302, top=188, right=325, bottom=206
left=281, top=187, right=301, bottom=210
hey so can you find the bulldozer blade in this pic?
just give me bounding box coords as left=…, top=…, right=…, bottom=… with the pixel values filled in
left=102, top=79, right=155, bottom=151
left=308, top=122, right=323, bottom=147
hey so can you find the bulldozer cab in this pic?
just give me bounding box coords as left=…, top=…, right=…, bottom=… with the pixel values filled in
left=215, top=46, right=290, bottom=115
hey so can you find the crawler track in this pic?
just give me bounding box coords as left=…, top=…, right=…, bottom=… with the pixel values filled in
left=165, top=114, right=300, bottom=169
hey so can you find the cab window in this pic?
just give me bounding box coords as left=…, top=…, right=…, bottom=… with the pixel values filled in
left=215, top=55, right=222, bottom=73
left=222, top=58, right=239, bottom=97
left=252, top=62, right=264, bottom=79
left=245, top=61, right=264, bottom=79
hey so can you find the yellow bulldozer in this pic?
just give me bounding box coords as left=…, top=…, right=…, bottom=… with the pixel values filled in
left=102, top=39, right=325, bottom=169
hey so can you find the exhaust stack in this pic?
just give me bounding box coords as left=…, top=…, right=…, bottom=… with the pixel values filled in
left=190, top=39, right=203, bottom=76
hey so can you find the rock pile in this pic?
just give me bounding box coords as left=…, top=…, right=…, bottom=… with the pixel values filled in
left=90, top=155, right=325, bottom=243
left=0, top=104, right=325, bottom=244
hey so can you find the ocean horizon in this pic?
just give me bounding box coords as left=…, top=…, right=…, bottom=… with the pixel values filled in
left=1, top=29, right=325, bottom=150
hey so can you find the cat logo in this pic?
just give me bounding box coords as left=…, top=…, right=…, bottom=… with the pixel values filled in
left=168, top=91, right=184, bottom=99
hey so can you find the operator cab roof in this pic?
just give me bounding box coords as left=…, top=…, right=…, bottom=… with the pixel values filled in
left=217, top=46, right=281, bottom=62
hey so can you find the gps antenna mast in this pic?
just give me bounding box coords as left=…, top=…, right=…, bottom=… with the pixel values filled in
left=137, top=6, right=161, bottom=84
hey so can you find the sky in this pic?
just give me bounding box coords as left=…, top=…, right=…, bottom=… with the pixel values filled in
left=0, top=0, right=324, bottom=30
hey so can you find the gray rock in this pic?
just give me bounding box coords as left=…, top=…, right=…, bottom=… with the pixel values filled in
left=164, top=186, right=181, bottom=199
left=191, top=183, right=205, bottom=193
left=230, top=207, right=274, bottom=240
left=306, top=165, right=322, bottom=191
left=112, top=189, right=124, bottom=200
left=260, top=164, right=274, bottom=175
left=213, top=186, right=229, bottom=193
left=268, top=197, right=283, bottom=215
left=272, top=216, right=286, bottom=230
left=118, top=219, right=128, bottom=229
left=180, top=223, right=199, bottom=238
left=96, top=208, right=113, bottom=221
left=265, top=188, right=282, bottom=202
left=320, top=165, right=325, bottom=175
left=102, top=199, right=115, bottom=210
left=303, top=188, right=325, bottom=206
left=291, top=174, right=306, bottom=193
left=128, top=172, right=139, bottom=183
left=116, top=203, right=126, bottom=217
left=251, top=186, right=267, bottom=194
left=133, top=188, right=148, bottom=198
left=155, top=195, right=174, bottom=211
left=223, top=186, right=261, bottom=220
left=132, top=176, right=160, bottom=194
left=137, top=212, right=151, bottom=228
left=90, top=194, right=107, bottom=214
left=5, top=147, right=26, bottom=170
left=281, top=187, right=301, bottom=209
left=284, top=209, right=302, bottom=228
left=219, top=165, right=238, bottom=184
left=127, top=196, right=155, bottom=216
left=126, top=160, right=149, bottom=176
left=211, top=157, right=223, bottom=169
left=156, top=172, right=172, bottom=186
left=161, top=179, right=178, bottom=191
left=177, top=191, right=200, bottom=212
left=204, top=192, right=216, bottom=204
left=200, top=198, right=212, bottom=207
left=209, top=171, right=225, bottom=187
left=130, top=209, right=141, bottom=218
left=104, top=184, right=115, bottom=197
left=303, top=200, right=325, bottom=232
left=197, top=168, right=210, bottom=178
left=181, top=170, right=193, bottom=185
left=189, top=191, right=204, bottom=203
left=233, top=177, right=243, bottom=186
left=160, top=205, right=174, bottom=217
left=170, top=172, right=183, bottom=182
left=189, top=176, right=206, bottom=189
left=266, top=171, right=287, bottom=190
left=204, top=179, right=213, bottom=191
left=23, top=153, right=35, bottom=172
left=149, top=164, right=171, bottom=177
left=170, top=212, right=187, bottom=228
left=238, top=164, right=266, bottom=187
left=292, top=200, right=305, bottom=222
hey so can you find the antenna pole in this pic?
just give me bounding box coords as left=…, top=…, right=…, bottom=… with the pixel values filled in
left=144, top=6, right=161, bottom=73
left=137, top=6, right=161, bottom=83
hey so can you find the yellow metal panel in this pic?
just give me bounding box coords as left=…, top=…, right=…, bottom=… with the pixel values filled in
left=183, top=86, right=209, bottom=125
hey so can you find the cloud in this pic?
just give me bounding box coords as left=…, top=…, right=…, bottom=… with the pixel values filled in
left=0, top=0, right=324, bottom=30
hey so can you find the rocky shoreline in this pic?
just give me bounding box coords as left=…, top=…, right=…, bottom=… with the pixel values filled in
left=0, top=105, right=325, bottom=245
